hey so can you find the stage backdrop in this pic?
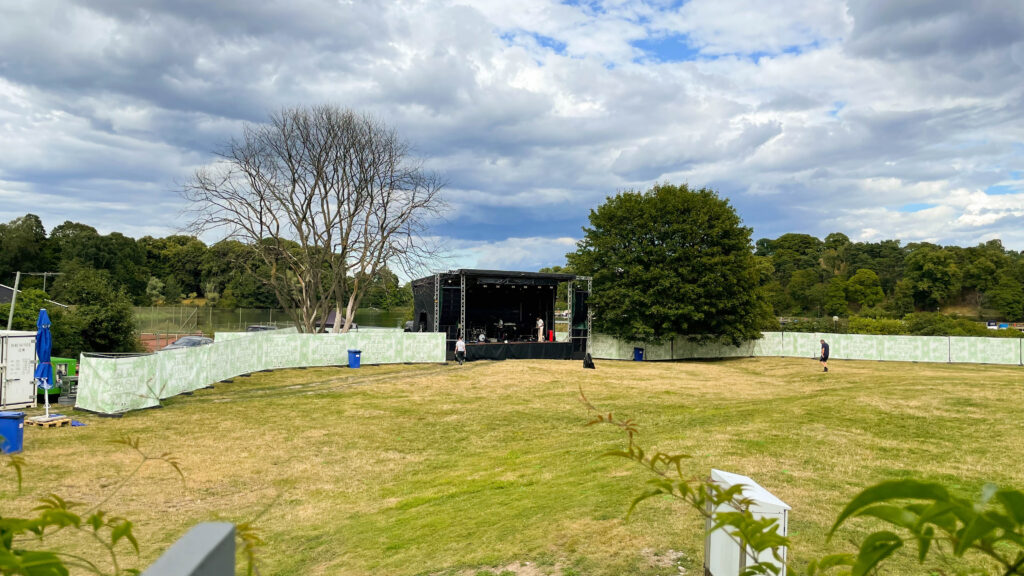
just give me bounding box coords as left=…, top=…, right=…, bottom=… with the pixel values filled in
left=591, top=332, right=1024, bottom=365
left=76, top=329, right=446, bottom=415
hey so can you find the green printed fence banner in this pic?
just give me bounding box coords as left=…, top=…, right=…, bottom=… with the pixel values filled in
left=593, top=331, right=1024, bottom=366
left=77, top=329, right=446, bottom=415
left=213, top=326, right=299, bottom=342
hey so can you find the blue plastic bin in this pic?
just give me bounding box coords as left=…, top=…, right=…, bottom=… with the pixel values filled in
left=633, top=347, right=645, bottom=361
left=0, top=411, right=26, bottom=454
left=348, top=349, right=362, bottom=369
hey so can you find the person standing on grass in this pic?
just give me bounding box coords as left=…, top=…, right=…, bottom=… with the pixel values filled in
left=455, top=336, right=466, bottom=365
left=820, top=339, right=830, bottom=372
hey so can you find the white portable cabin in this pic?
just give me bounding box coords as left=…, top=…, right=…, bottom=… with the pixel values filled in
left=0, top=330, right=37, bottom=409
left=704, top=469, right=790, bottom=576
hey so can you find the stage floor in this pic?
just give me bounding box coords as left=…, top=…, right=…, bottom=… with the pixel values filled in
left=454, top=341, right=574, bottom=361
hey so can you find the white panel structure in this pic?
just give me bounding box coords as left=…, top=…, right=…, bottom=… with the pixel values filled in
left=705, top=469, right=790, bottom=576
left=0, top=331, right=37, bottom=409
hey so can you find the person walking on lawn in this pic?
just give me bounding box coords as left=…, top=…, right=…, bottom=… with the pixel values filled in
left=455, top=336, right=466, bottom=365
left=820, top=339, right=830, bottom=372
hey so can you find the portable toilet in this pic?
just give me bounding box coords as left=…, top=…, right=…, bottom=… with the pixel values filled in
left=704, top=469, right=790, bottom=576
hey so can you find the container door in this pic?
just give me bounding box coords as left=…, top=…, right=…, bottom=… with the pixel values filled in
left=1, top=336, right=37, bottom=409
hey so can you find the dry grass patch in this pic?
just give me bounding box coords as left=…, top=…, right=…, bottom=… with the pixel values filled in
left=3, top=357, right=1022, bottom=575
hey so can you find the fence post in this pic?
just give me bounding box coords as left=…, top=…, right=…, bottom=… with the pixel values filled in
left=142, top=522, right=235, bottom=576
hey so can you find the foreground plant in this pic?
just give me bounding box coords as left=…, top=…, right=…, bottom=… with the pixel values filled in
left=580, top=387, right=1024, bottom=576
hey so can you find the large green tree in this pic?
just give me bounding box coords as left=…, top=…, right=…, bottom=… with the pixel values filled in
left=49, top=265, right=141, bottom=355
left=903, top=244, right=962, bottom=310
left=0, top=214, right=48, bottom=284
left=845, top=268, right=885, bottom=310
left=986, top=272, right=1024, bottom=321
left=568, top=183, right=772, bottom=345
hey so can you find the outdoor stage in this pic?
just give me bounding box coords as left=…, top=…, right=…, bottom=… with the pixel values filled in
left=414, top=269, right=591, bottom=362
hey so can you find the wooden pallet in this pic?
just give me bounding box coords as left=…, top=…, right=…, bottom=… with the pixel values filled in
left=26, top=416, right=72, bottom=428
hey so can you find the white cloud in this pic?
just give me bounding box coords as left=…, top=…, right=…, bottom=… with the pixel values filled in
left=445, top=236, right=580, bottom=271
left=0, top=0, right=1023, bottom=261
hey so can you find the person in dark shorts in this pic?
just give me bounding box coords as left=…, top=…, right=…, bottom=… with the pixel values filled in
left=455, top=336, right=466, bottom=365
left=819, top=339, right=829, bottom=372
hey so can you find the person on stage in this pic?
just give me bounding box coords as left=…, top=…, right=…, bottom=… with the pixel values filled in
left=536, top=316, right=544, bottom=342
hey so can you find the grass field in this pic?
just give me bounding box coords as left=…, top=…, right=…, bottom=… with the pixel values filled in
left=4, top=357, right=1023, bottom=575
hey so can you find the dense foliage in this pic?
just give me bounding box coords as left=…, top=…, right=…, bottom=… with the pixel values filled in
left=568, top=184, right=774, bottom=345
left=0, top=214, right=413, bottom=355
left=0, top=268, right=142, bottom=357
left=758, top=234, right=1024, bottom=321
left=0, top=214, right=413, bottom=312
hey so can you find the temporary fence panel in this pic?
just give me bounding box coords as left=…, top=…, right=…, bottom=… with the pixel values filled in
left=213, top=327, right=299, bottom=342
left=673, top=337, right=758, bottom=360
left=76, top=330, right=446, bottom=415
left=76, top=354, right=161, bottom=415
left=948, top=336, right=1021, bottom=365
left=591, top=331, right=1024, bottom=366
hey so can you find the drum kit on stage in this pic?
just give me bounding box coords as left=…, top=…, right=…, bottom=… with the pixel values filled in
left=471, top=321, right=540, bottom=343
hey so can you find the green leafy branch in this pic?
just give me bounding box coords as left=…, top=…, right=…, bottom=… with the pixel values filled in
left=580, top=387, right=789, bottom=576
left=824, top=480, right=1024, bottom=576
left=2, top=485, right=141, bottom=576
left=1, top=436, right=179, bottom=576
left=88, top=435, right=185, bottom=513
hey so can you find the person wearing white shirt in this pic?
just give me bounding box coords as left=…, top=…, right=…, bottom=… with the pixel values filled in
left=455, top=337, right=466, bottom=365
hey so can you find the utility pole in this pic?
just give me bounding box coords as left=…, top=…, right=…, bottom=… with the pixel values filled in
left=19, top=272, right=63, bottom=293
left=5, top=271, right=21, bottom=331
left=5, top=271, right=63, bottom=331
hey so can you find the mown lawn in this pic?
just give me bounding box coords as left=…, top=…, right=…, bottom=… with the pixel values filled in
left=4, top=357, right=1023, bottom=575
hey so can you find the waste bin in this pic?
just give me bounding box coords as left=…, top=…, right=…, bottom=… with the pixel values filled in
left=633, top=347, right=645, bottom=361
left=0, top=411, right=26, bottom=454
left=347, top=349, right=362, bottom=369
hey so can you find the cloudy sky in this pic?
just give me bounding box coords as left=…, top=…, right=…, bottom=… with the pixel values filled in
left=1, top=0, right=1023, bottom=272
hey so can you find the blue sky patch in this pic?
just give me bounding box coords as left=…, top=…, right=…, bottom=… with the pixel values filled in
left=896, top=203, right=938, bottom=213
left=632, top=33, right=700, bottom=62
left=985, top=184, right=1020, bottom=196
left=501, top=31, right=567, bottom=55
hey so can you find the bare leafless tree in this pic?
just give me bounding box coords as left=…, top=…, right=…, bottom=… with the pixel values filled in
left=183, top=105, right=445, bottom=332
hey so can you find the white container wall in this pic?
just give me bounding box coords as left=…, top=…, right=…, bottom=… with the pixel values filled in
left=705, top=469, right=790, bottom=576
left=0, top=331, right=37, bottom=409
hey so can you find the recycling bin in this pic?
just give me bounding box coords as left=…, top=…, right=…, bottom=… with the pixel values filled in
left=0, top=411, right=26, bottom=454
left=348, top=349, right=362, bottom=369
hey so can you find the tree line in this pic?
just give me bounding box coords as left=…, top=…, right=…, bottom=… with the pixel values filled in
left=0, top=214, right=414, bottom=357
left=0, top=214, right=413, bottom=312
left=756, top=233, right=1024, bottom=322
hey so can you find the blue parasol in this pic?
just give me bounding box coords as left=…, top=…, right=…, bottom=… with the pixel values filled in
left=34, top=308, right=55, bottom=417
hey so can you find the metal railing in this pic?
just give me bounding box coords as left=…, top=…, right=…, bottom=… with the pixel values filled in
left=142, top=523, right=234, bottom=576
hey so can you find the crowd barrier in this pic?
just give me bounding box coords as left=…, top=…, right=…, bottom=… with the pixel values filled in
left=76, top=329, right=446, bottom=415
left=591, top=331, right=1024, bottom=365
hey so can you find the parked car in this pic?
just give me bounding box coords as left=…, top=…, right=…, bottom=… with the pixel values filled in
left=160, top=336, right=214, bottom=351
left=404, top=321, right=414, bottom=332
left=246, top=325, right=278, bottom=332
left=315, top=310, right=357, bottom=332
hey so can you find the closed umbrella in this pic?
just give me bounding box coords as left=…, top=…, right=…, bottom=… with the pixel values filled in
left=34, top=308, right=55, bottom=418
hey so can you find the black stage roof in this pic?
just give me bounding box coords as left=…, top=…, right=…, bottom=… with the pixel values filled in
left=412, top=269, right=578, bottom=285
